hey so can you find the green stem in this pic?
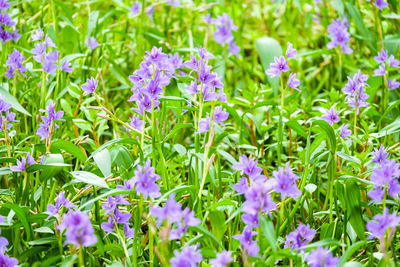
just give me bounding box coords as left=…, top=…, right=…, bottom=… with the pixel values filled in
left=278, top=75, right=285, bottom=166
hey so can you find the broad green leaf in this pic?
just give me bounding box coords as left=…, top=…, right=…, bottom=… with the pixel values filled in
left=70, top=171, right=109, bottom=188
left=0, top=86, right=31, bottom=116
left=3, top=203, right=32, bottom=240
left=93, top=149, right=111, bottom=177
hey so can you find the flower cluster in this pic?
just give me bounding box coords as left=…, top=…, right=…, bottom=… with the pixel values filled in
left=47, top=191, right=76, bottom=219
left=0, top=0, right=20, bottom=44
left=373, top=48, right=400, bottom=90
left=284, top=223, right=316, bottom=251
left=0, top=215, right=18, bottom=267
left=321, top=107, right=340, bottom=126
left=118, top=160, right=161, bottom=199
left=0, top=98, right=17, bottom=132
left=271, top=163, right=301, bottom=200
left=368, top=145, right=400, bottom=203
left=342, top=70, right=369, bottom=113
left=5, top=49, right=26, bottom=79
left=266, top=43, right=301, bottom=91
left=374, top=0, right=388, bottom=10
left=306, top=246, right=340, bottom=267
left=30, top=28, right=72, bottom=74
left=209, top=251, right=233, bottom=267
left=150, top=194, right=200, bottom=240
left=101, top=196, right=134, bottom=238
left=232, top=155, right=276, bottom=256
left=205, top=13, right=240, bottom=57
left=36, top=101, right=65, bottom=141
left=58, top=211, right=97, bottom=247
left=327, top=16, right=352, bottom=54
left=170, top=244, right=203, bottom=267
left=10, top=152, right=36, bottom=172
left=367, top=208, right=400, bottom=241
left=128, top=47, right=182, bottom=121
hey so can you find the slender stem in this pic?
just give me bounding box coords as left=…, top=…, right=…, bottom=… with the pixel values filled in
left=78, top=246, right=84, bottom=267
left=278, top=75, right=285, bottom=166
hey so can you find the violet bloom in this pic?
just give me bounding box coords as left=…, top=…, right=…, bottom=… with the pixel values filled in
left=128, top=115, right=143, bottom=131
left=0, top=253, right=18, bottom=267
left=36, top=101, right=64, bottom=141
left=209, top=251, right=233, bottom=267
left=170, top=244, right=203, bottom=267
left=208, top=13, right=240, bottom=57
left=61, top=60, right=73, bottom=73
left=233, top=226, right=259, bottom=257
left=370, top=159, right=400, bottom=188
left=342, top=70, right=369, bottom=113
left=371, top=144, right=389, bottom=165
left=287, top=72, right=300, bottom=91
left=243, top=180, right=276, bottom=216
left=339, top=124, right=351, bottom=140
left=327, top=17, right=353, bottom=54
left=81, top=77, right=98, bottom=96
left=114, top=208, right=131, bottom=224
left=241, top=213, right=259, bottom=228
left=169, top=207, right=201, bottom=240
left=31, top=27, right=43, bottom=41
left=284, top=223, right=316, bottom=251
left=306, top=247, right=340, bottom=267
left=102, top=196, right=116, bottom=215
left=58, top=211, right=97, bottom=247
left=31, top=42, right=46, bottom=63
left=5, top=49, right=26, bottom=78
left=186, top=79, right=200, bottom=95
left=286, top=42, right=298, bottom=59
left=367, top=208, right=400, bottom=240
left=131, top=2, right=140, bottom=16
left=10, top=153, right=36, bottom=172
left=234, top=177, right=249, bottom=195
left=375, top=0, right=388, bottom=10
left=374, top=49, right=388, bottom=63
left=321, top=107, right=340, bottom=125
left=271, top=163, right=301, bottom=200
left=131, top=160, right=161, bottom=199
left=0, top=0, right=10, bottom=10
left=101, top=215, right=114, bottom=236
left=265, top=56, right=289, bottom=78
left=47, top=191, right=76, bottom=218
left=150, top=194, right=183, bottom=226
left=374, top=64, right=386, bottom=76
left=203, top=86, right=218, bottom=102
left=388, top=79, right=400, bottom=90
left=197, top=115, right=211, bottom=134
left=388, top=55, right=399, bottom=68
left=213, top=106, right=229, bottom=126
left=86, top=37, right=98, bottom=50
left=233, top=155, right=265, bottom=181
left=0, top=99, right=17, bottom=131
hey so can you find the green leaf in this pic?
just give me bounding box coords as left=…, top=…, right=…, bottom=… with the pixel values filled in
left=337, top=151, right=361, bottom=165
left=338, top=240, right=366, bottom=267
left=163, top=123, right=192, bottom=142
left=260, top=215, right=277, bottom=253
left=0, top=86, right=31, bottom=116
left=51, top=140, right=87, bottom=162
left=93, top=149, right=111, bottom=177
left=255, top=36, right=282, bottom=72
left=345, top=180, right=365, bottom=239
left=70, top=171, right=109, bottom=188
left=191, top=225, right=224, bottom=249
left=286, top=120, right=307, bottom=138
left=3, top=203, right=32, bottom=240
left=87, top=10, right=99, bottom=37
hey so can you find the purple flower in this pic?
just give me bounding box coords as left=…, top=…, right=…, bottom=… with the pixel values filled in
left=146, top=5, right=154, bottom=18
left=31, top=42, right=46, bottom=63
left=170, top=244, right=203, bottom=267
left=374, top=0, right=388, bottom=10
left=131, top=2, right=140, bottom=16
left=10, top=153, right=36, bottom=172
left=286, top=42, right=298, bottom=59
left=367, top=187, right=384, bottom=204
left=0, top=253, right=18, bottom=267
left=128, top=115, right=143, bottom=132
left=284, top=223, right=316, bottom=251
left=86, top=37, right=98, bottom=50
left=101, top=215, right=114, bottom=236
left=203, top=86, right=218, bottom=102
left=339, top=124, right=351, bottom=139
left=388, top=78, right=400, bottom=90
left=186, top=79, right=200, bottom=95
left=321, top=107, right=340, bottom=125
left=374, top=64, right=386, bottom=76
left=81, top=77, right=98, bottom=96
left=342, top=70, right=369, bottom=113
left=61, top=60, right=73, bottom=73
left=370, top=159, right=400, bottom=186
left=265, top=56, right=289, bottom=78
left=213, top=106, right=229, bottom=126
left=233, top=226, right=259, bottom=257
left=123, top=223, right=134, bottom=238
left=234, top=177, right=249, bottom=195
left=388, top=55, right=399, bottom=68
left=229, top=41, right=240, bottom=56
left=287, top=72, right=300, bottom=91
left=271, top=163, right=301, bottom=200
left=42, top=57, right=57, bottom=74
left=5, top=49, right=26, bottom=78
left=44, top=34, right=56, bottom=48
left=327, top=17, right=353, bottom=54
left=371, top=144, right=389, bottom=165
left=131, top=160, right=161, bottom=199
left=306, top=247, right=340, bottom=267
left=243, top=180, right=276, bottom=216
left=209, top=251, right=232, bottom=267
left=31, top=27, right=43, bottom=41
left=47, top=191, right=76, bottom=218
left=102, top=196, right=117, bottom=215
left=36, top=101, right=64, bottom=141
left=208, top=13, right=239, bottom=57
left=58, top=211, right=97, bottom=247
left=233, top=155, right=265, bottom=181
left=150, top=194, right=182, bottom=226
left=367, top=208, right=400, bottom=240
left=0, top=12, right=14, bottom=26
left=0, top=0, right=10, bottom=10
left=197, top=115, right=211, bottom=134
left=374, top=48, right=388, bottom=63
left=241, top=213, right=259, bottom=228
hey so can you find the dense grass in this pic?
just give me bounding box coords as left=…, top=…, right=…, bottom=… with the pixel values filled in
left=0, top=0, right=399, bottom=266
